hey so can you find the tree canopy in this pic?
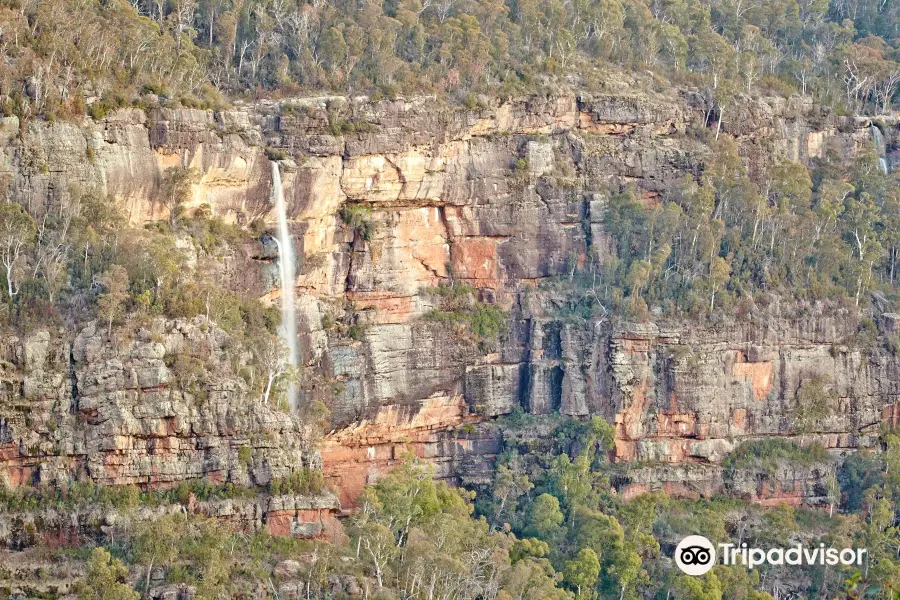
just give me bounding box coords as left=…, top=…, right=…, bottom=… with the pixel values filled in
left=0, top=0, right=897, bottom=121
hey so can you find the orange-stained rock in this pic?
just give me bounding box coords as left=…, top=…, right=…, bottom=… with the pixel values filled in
left=578, top=112, right=636, bottom=135
left=614, top=376, right=649, bottom=451
left=452, top=238, right=501, bottom=289
left=656, top=413, right=698, bottom=437
left=732, top=361, right=773, bottom=401
left=321, top=394, right=478, bottom=507
left=732, top=408, right=748, bottom=433
left=348, top=293, right=418, bottom=325
left=621, top=338, right=652, bottom=353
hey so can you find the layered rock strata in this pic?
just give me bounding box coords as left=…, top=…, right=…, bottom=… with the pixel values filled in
left=0, top=317, right=319, bottom=489
left=0, top=92, right=898, bottom=508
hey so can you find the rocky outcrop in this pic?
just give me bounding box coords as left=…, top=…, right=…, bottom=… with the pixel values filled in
left=0, top=490, right=341, bottom=549
left=0, top=492, right=342, bottom=595
left=1, top=91, right=898, bottom=510
left=0, top=317, right=319, bottom=490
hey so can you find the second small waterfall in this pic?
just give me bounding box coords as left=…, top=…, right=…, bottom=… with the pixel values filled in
left=271, top=161, right=299, bottom=412
left=871, top=125, right=889, bottom=174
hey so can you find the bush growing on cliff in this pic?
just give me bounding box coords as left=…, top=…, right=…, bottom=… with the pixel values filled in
left=723, top=439, right=830, bottom=475
left=424, top=283, right=508, bottom=347
left=339, top=204, right=375, bottom=242
left=792, top=376, right=838, bottom=434
left=269, top=468, right=325, bottom=496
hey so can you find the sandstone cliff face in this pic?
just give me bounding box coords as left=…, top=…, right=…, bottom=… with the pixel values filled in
left=0, top=317, right=318, bottom=489
left=0, top=91, right=897, bottom=508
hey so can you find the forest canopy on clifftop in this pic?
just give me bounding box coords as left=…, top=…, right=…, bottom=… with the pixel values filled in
left=0, top=0, right=897, bottom=119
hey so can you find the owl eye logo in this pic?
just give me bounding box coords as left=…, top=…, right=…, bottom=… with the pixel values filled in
left=675, top=535, right=717, bottom=575
left=679, top=546, right=712, bottom=565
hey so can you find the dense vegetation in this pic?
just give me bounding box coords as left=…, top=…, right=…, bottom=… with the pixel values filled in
left=0, top=2, right=898, bottom=600
left=543, top=136, right=900, bottom=323
left=9, top=420, right=900, bottom=599
left=425, top=283, right=508, bottom=348
left=0, top=166, right=301, bottom=407
left=0, top=0, right=897, bottom=122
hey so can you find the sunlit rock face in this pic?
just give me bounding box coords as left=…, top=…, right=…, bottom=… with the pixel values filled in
left=1, top=93, right=897, bottom=508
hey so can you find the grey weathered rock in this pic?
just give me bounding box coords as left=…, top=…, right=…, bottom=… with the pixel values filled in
left=1, top=317, right=318, bottom=489
left=0, top=93, right=896, bottom=510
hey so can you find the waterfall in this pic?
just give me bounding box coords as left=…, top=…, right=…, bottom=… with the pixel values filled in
left=271, top=161, right=299, bottom=412
left=871, top=125, right=889, bottom=174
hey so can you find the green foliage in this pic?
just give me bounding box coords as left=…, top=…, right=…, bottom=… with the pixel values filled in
left=268, top=468, right=325, bottom=496
left=133, top=514, right=183, bottom=595
left=6, top=0, right=896, bottom=127
left=564, top=548, right=601, bottom=600
left=159, top=167, right=199, bottom=229
left=510, top=537, right=551, bottom=562
left=339, top=203, right=375, bottom=241
left=673, top=572, right=723, bottom=600
left=97, top=265, right=129, bottom=336
left=0, top=202, right=37, bottom=300
left=347, top=458, right=574, bottom=598
left=265, top=147, right=288, bottom=161
left=0, top=481, right=143, bottom=513
left=0, top=478, right=266, bottom=514
left=839, top=450, right=884, bottom=511
left=424, top=283, right=508, bottom=347
left=792, top=375, right=838, bottom=433
left=559, top=143, right=900, bottom=323
left=75, top=548, right=139, bottom=600
left=524, top=493, right=565, bottom=541
left=181, top=214, right=245, bottom=255
left=723, top=439, right=830, bottom=475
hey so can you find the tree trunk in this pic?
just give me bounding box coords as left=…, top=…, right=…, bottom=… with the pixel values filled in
left=715, top=104, right=724, bottom=140
left=263, top=373, right=275, bottom=404
left=891, top=246, right=897, bottom=284
left=144, top=560, right=154, bottom=597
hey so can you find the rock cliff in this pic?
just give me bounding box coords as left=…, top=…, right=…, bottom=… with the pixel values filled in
left=1, top=90, right=898, bottom=511
left=1, top=317, right=318, bottom=489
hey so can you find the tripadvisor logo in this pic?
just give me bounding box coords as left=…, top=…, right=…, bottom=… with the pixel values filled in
left=675, top=536, right=717, bottom=576
left=675, top=535, right=867, bottom=576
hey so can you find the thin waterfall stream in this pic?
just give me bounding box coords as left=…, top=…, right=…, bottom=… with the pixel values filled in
left=271, top=161, right=299, bottom=411
left=871, top=124, right=889, bottom=174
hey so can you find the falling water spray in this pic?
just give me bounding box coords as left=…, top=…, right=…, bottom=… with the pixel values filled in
left=271, top=161, right=299, bottom=411
left=871, top=125, right=889, bottom=174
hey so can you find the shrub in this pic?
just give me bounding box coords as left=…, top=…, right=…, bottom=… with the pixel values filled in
left=265, top=147, right=288, bottom=161
left=723, top=439, right=830, bottom=475
left=237, top=446, right=253, bottom=466
left=339, top=204, right=375, bottom=241
left=423, top=284, right=508, bottom=345
left=268, top=468, right=325, bottom=496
